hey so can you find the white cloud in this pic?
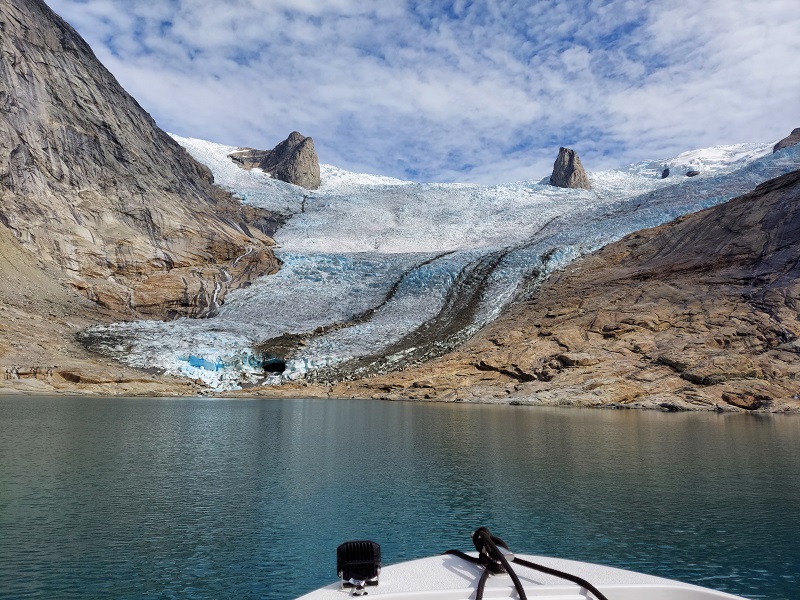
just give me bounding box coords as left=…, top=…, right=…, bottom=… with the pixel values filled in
left=46, top=0, right=800, bottom=183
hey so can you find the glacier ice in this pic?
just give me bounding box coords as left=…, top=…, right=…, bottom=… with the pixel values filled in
left=83, top=137, right=800, bottom=390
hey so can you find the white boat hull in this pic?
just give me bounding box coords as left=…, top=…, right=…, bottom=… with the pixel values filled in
left=296, top=553, right=748, bottom=599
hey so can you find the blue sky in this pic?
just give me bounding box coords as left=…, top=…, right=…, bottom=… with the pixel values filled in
left=48, top=0, right=800, bottom=184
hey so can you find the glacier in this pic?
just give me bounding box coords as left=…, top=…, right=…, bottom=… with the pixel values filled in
left=81, top=136, right=800, bottom=390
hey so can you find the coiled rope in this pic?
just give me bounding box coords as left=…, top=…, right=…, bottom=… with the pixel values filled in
left=444, top=527, right=610, bottom=600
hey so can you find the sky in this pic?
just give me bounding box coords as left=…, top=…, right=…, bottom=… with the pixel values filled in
left=47, top=0, right=800, bottom=184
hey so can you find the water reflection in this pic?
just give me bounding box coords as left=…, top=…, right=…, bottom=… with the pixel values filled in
left=0, top=398, right=797, bottom=600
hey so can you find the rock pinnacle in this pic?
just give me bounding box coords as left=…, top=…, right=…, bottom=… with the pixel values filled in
left=549, top=147, right=591, bottom=190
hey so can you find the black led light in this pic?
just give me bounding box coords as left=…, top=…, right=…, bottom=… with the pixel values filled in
left=337, top=540, right=381, bottom=593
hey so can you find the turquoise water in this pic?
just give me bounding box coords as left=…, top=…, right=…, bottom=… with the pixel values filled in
left=0, top=397, right=798, bottom=600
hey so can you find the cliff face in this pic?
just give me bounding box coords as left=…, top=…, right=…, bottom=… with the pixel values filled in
left=326, top=169, right=800, bottom=412
left=0, top=0, right=279, bottom=318
left=0, top=220, right=206, bottom=395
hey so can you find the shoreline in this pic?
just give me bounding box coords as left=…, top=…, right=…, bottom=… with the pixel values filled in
left=2, top=375, right=798, bottom=414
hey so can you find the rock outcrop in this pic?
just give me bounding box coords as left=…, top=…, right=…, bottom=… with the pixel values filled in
left=0, top=210, right=207, bottom=396
left=548, top=147, right=591, bottom=190
left=0, top=0, right=279, bottom=319
left=774, top=128, right=800, bottom=153
left=311, top=169, right=800, bottom=412
left=229, top=132, right=321, bottom=189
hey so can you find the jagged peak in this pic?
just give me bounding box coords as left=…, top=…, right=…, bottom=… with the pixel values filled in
left=548, top=147, right=591, bottom=190
left=228, top=131, right=320, bottom=189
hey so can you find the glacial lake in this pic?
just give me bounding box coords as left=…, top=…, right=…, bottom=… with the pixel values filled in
left=0, top=397, right=798, bottom=600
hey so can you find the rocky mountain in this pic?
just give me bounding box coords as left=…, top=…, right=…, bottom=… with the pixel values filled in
left=774, top=128, right=800, bottom=153
left=322, top=168, right=800, bottom=412
left=549, top=147, right=591, bottom=189
left=0, top=0, right=280, bottom=319
left=229, top=132, right=321, bottom=189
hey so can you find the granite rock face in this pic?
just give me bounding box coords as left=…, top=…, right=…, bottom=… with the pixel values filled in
left=549, top=147, right=591, bottom=189
left=0, top=222, right=202, bottom=396
left=229, top=132, right=321, bottom=189
left=318, top=169, right=800, bottom=412
left=0, top=0, right=279, bottom=319
left=774, top=128, right=800, bottom=153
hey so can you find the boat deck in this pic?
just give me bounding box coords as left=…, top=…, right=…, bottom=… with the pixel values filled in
left=295, top=553, right=748, bottom=599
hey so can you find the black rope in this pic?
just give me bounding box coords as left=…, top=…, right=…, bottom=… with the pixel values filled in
left=472, top=527, right=528, bottom=600
left=443, top=548, right=524, bottom=600
left=512, top=556, right=610, bottom=600
left=443, top=527, right=610, bottom=600
left=476, top=568, right=490, bottom=599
